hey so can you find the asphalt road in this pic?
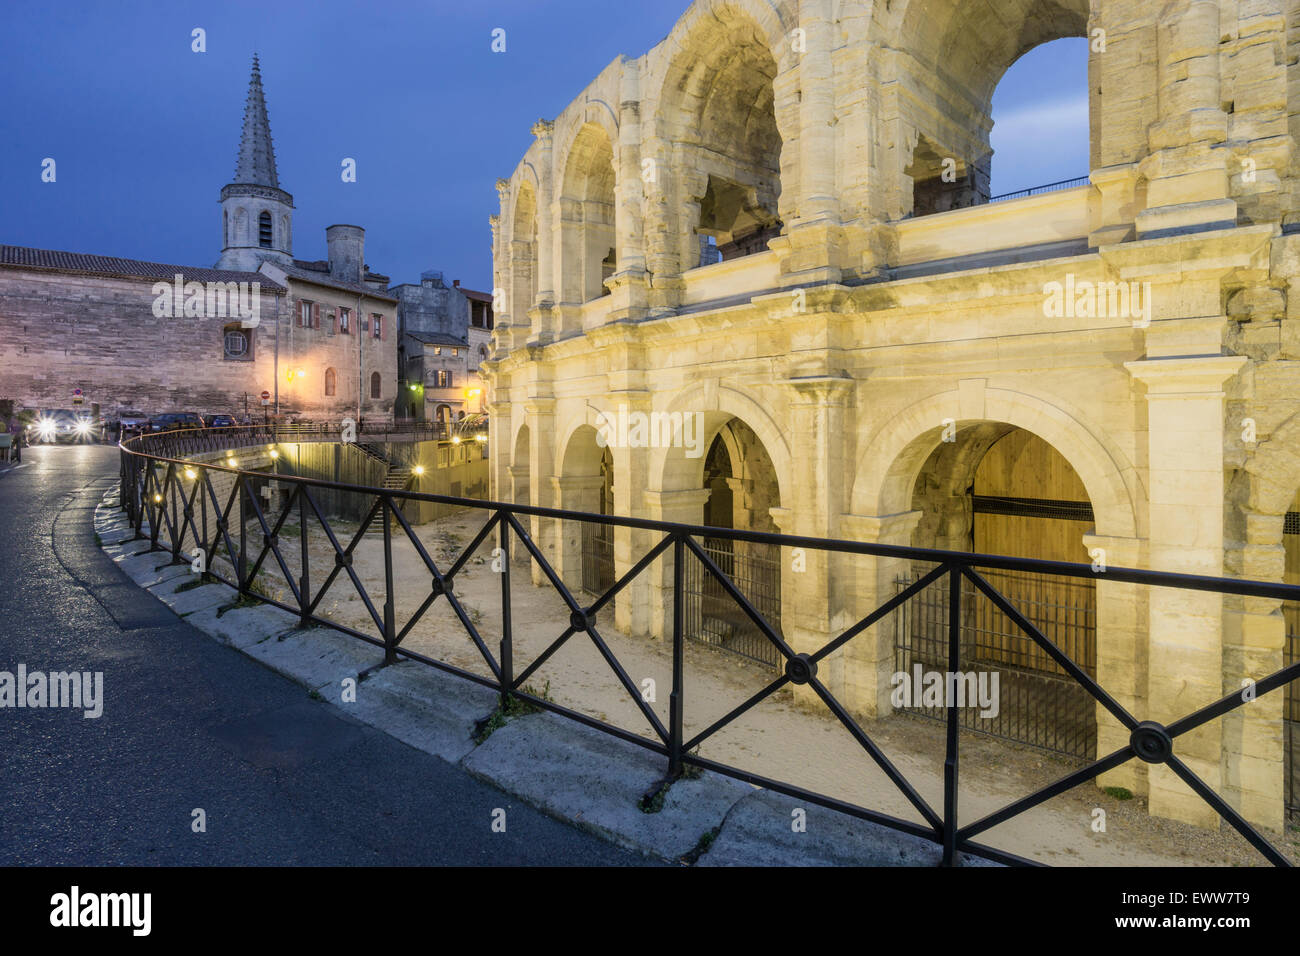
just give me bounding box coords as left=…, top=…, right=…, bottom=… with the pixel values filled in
left=0, top=444, right=647, bottom=865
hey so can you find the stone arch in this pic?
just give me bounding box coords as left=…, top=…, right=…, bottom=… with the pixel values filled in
left=508, top=178, right=539, bottom=323
left=850, top=387, right=1138, bottom=541
left=233, top=207, right=248, bottom=245
left=652, top=1, right=791, bottom=274
left=652, top=383, right=791, bottom=506
left=511, top=421, right=531, bottom=507
left=558, top=121, right=617, bottom=307
left=875, top=0, right=1096, bottom=219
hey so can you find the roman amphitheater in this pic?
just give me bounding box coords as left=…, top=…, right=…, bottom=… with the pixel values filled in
left=483, top=0, right=1300, bottom=832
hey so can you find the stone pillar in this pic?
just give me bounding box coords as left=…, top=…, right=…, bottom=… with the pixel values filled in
left=607, top=58, right=650, bottom=325
left=1084, top=533, right=1149, bottom=796
left=525, top=398, right=558, bottom=587
left=552, top=475, right=604, bottom=594
left=529, top=119, right=557, bottom=343
left=1126, top=354, right=1246, bottom=826
left=643, top=489, right=710, bottom=641
left=776, top=374, right=852, bottom=707
left=1222, top=519, right=1287, bottom=830
left=840, top=511, right=923, bottom=717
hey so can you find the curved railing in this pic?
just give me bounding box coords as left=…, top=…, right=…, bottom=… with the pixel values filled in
left=117, top=432, right=1299, bottom=867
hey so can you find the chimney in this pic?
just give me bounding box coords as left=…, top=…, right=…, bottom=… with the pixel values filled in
left=453, top=279, right=460, bottom=288
left=325, top=224, right=365, bottom=284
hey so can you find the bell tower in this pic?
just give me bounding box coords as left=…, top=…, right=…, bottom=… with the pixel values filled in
left=216, top=55, right=293, bottom=271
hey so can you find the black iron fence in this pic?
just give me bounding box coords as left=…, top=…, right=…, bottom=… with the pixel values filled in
left=118, top=429, right=1300, bottom=866
left=683, top=537, right=783, bottom=667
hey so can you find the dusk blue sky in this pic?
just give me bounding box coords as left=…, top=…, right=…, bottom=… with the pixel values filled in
left=0, top=1, right=1088, bottom=290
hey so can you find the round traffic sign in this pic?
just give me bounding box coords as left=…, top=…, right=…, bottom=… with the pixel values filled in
left=261, top=390, right=271, bottom=400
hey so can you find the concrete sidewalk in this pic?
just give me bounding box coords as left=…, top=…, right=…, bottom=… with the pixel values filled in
left=98, top=490, right=995, bottom=867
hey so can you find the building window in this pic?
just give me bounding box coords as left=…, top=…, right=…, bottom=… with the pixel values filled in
left=452, top=348, right=459, bottom=357
left=338, top=307, right=351, bottom=334
left=478, top=345, right=488, bottom=363
left=325, top=367, right=337, bottom=396
left=299, top=300, right=313, bottom=327
left=436, top=370, right=452, bottom=389
left=223, top=324, right=251, bottom=360
left=372, top=314, right=383, bottom=339
left=370, top=371, right=382, bottom=399
left=259, top=210, right=273, bottom=248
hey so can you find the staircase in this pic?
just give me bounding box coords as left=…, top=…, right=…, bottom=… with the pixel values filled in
left=355, top=442, right=414, bottom=533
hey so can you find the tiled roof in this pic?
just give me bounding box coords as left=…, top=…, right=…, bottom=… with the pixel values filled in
left=459, top=286, right=494, bottom=302
left=278, top=260, right=398, bottom=302
left=0, top=244, right=284, bottom=289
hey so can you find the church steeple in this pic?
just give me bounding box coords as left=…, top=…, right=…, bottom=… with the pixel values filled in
left=233, top=55, right=280, bottom=188
left=216, top=55, right=294, bottom=272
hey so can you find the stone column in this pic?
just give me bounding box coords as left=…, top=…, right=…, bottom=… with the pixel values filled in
left=1084, top=533, right=1149, bottom=797
left=643, top=489, right=710, bottom=641
left=529, top=119, right=557, bottom=343
left=1126, top=354, right=1246, bottom=826
left=552, top=475, right=604, bottom=594
left=1222, top=518, right=1287, bottom=830
left=840, top=511, right=923, bottom=717
left=525, top=397, right=558, bottom=587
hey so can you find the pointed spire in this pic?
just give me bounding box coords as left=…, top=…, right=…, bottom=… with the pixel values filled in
left=233, top=54, right=280, bottom=188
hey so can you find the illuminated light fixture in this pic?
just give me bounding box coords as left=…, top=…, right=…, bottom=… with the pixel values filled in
left=185, top=468, right=197, bottom=480
left=226, top=456, right=238, bottom=467
left=475, top=434, right=487, bottom=443
left=269, top=449, right=279, bottom=459
left=153, top=493, right=163, bottom=503
left=452, top=435, right=461, bottom=444
left=412, top=465, right=425, bottom=476
left=296, top=368, right=305, bottom=380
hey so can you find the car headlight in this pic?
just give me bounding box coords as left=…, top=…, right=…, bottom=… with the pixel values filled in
left=75, top=420, right=92, bottom=435
left=36, top=419, right=55, bottom=437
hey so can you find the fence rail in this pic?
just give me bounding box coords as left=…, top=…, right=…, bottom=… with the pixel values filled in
left=118, top=429, right=1300, bottom=867
left=990, top=176, right=1092, bottom=203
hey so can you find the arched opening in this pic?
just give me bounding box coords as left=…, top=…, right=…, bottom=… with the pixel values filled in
left=511, top=180, right=538, bottom=319
left=512, top=423, right=531, bottom=508
left=559, top=123, right=617, bottom=306
left=687, top=418, right=783, bottom=666
left=895, top=0, right=1091, bottom=217
left=258, top=210, right=273, bottom=248
left=324, top=367, right=336, bottom=397
left=559, top=425, right=616, bottom=595
left=661, top=10, right=783, bottom=266
left=369, top=371, right=381, bottom=400
left=897, top=424, right=1098, bottom=759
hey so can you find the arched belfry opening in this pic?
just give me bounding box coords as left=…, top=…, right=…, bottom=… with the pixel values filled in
left=510, top=180, right=539, bottom=321
left=686, top=419, right=783, bottom=666
left=661, top=10, right=783, bottom=267
left=896, top=424, right=1099, bottom=759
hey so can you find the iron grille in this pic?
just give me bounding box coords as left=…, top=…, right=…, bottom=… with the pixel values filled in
left=682, top=537, right=782, bottom=667
left=895, top=568, right=1098, bottom=761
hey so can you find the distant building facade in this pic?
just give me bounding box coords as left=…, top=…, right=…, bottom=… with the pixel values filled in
left=392, top=271, right=493, bottom=424
left=0, top=56, right=396, bottom=423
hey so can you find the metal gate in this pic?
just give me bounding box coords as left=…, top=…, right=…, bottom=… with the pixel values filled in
left=895, top=567, right=1097, bottom=760
left=581, top=521, right=614, bottom=596
left=1285, top=605, right=1299, bottom=825
left=682, top=537, right=782, bottom=667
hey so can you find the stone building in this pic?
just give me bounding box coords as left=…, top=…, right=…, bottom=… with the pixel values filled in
left=392, top=272, right=493, bottom=424
left=486, top=0, right=1300, bottom=831
left=0, top=56, right=396, bottom=423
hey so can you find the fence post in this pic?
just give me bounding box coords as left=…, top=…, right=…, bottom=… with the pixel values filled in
left=299, top=486, right=311, bottom=628
left=942, top=563, right=961, bottom=866
left=382, top=494, right=396, bottom=664
left=499, top=512, right=513, bottom=710
left=669, top=533, right=685, bottom=779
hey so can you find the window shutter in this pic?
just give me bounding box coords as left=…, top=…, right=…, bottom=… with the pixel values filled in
left=379, top=314, right=387, bottom=340
left=330, top=310, right=337, bottom=335
left=312, top=302, right=320, bottom=329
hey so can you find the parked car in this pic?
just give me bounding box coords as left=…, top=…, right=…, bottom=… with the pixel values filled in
left=111, top=409, right=150, bottom=440
left=149, top=412, right=205, bottom=433
left=204, top=414, right=236, bottom=428
left=29, top=408, right=99, bottom=444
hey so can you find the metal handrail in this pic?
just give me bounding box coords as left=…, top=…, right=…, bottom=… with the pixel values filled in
left=989, top=175, right=1092, bottom=203
left=117, top=431, right=1300, bottom=867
